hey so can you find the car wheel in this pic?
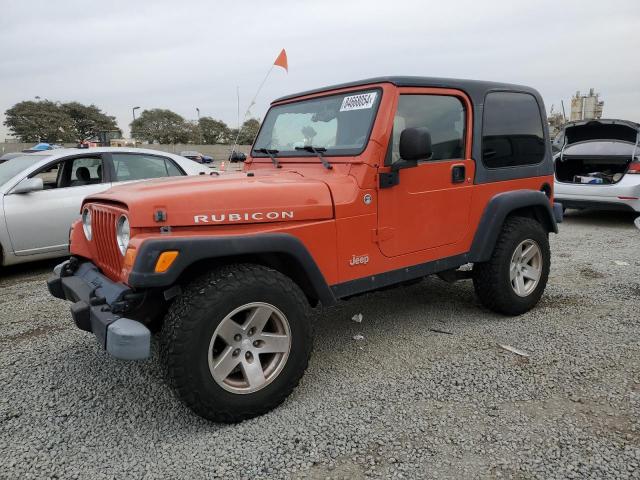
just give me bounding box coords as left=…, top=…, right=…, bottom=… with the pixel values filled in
left=472, top=216, right=550, bottom=315
left=160, top=263, right=313, bottom=422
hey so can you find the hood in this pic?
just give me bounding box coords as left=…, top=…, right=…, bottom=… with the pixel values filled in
left=87, top=171, right=334, bottom=227
left=557, top=119, right=640, bottom=146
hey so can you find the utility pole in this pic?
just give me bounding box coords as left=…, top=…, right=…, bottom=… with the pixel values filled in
left=132, top=106, right=140, bottom=122
left=195, top=108, right=202, bottom=144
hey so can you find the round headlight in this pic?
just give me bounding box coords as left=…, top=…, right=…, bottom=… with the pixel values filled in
left=82, top=208, right=92, bottom=241
left=116, top=215, right=130, bottom=256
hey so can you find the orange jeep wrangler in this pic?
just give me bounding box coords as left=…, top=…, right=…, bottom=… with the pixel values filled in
left=48, top=77, right=563, bottom=422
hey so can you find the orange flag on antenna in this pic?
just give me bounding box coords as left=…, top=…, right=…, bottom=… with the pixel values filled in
left=274, top=49, right=288, bottom=72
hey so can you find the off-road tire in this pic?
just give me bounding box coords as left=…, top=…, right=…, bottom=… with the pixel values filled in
left=160, top=263, right=313, bottom=422
left=473, top=216, right=550, bottom=316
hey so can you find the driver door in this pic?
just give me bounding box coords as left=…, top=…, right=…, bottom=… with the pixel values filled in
left=4, top=154, right=110, bottom=255
left=377, top=89, right=475, bottom=257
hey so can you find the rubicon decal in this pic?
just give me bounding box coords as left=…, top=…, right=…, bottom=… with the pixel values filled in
left=194, top=211, right=295, bottom=223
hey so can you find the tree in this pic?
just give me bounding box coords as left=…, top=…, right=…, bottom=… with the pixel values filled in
left=227, top=128, right=239, bottom=145
left=301, top=126, right=317, bottom=144
left=237, top=118, right=261, bottom=145
left=130, top=109, right=191, bottom=144
left=61, top=102, right=120, bottom=142
left=184, top=120, right=202, bottom=144
left=4, top=100, right=74, bottom=143
left=4, top=100, right=121, bottom=143
left=198, top=117, right=230, bottom=144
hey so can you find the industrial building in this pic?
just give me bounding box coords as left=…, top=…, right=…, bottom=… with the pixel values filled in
left=570, top=88, right=604, bottom=121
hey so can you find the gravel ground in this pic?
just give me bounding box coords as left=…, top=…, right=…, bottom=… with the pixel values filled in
left=1, top=210, right=639, bottom=479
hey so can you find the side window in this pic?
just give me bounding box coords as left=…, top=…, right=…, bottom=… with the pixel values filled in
left=69, top=157, right=103, bottom=186
left=165, top=159, right=183, bottom=176
left=112, top=154, right=184, bottom=182
left=32, top=162, right=62, bottom=189
left=482, top=92, right=545, bottom=168
left=391, top=95, right=465, bottom=163
left=32, top=156, right=104, bottom=189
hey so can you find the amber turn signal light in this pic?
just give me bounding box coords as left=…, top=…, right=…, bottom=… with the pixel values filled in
left=123, top=248, right=137, bottom=270
left=155, top=251, right=179, bottom=273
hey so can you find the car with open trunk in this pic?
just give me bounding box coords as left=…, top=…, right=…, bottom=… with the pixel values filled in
left=48, top=76, right=563, bottom=422
left=553, top=119, right=640, bottom=213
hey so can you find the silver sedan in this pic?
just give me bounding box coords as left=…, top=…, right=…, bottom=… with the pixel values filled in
left=0, top=147, right=210, bottom=267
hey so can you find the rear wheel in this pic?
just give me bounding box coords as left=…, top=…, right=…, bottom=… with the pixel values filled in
left=160, top=264, right=312, bottom=422
left=473, top=216, right=550, bottom=315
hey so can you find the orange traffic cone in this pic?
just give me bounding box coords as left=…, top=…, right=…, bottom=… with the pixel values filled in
left=220, top=160, right=226, bottom=171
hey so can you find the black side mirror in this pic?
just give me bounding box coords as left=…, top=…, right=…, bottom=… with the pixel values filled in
left=398, top=127, right=432, bottom=165
left=229, top=151, right=246, bottom=162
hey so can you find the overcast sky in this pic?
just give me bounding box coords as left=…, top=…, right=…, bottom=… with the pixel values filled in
left=1, top=0, right=639, bottom=140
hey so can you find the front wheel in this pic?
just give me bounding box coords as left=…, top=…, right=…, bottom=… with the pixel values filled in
left=473, top=216, right=550, bottom=315
left=160, top=264, right=313, bottom=422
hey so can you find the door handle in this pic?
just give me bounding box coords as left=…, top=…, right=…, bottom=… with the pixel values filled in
left=451, top=165, right=465, bottom=184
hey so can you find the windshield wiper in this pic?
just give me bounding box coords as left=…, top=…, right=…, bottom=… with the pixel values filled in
left=295, top=146, right=333, bottom=170
left=255, top=148, right=281, bottom=168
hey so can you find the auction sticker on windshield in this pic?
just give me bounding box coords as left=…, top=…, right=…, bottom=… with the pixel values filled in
left=340, top=92, right=377, bottom=112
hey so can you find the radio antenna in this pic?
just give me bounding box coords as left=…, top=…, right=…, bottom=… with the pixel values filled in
left=230, top=50, right=288, bottom=158
left=230, top=65, right=274, bottom=158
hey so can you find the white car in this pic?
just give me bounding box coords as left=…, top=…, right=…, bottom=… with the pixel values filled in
left=0, top=147, right=210, bottom=267
left=554, top=119, right=640, bottom=213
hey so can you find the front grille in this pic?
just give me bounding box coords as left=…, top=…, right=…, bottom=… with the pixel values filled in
left=90, top=205, right=123, bottom=279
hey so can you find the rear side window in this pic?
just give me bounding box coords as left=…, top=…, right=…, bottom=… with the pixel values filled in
left=70, top=157, right=103, bottom=185
left=482, top=92, right=545, bottom=168
left=112, top=154, right=183, bottom=181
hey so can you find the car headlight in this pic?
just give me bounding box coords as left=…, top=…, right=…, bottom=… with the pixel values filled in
left=82, top=207, right=92, bottom=241
left=116, top=215, right=130, bottom=256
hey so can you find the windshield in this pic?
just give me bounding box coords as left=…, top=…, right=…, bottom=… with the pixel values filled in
left=253, top=89, right=381, bottom=157
left=0, top=155, right=49, bottom=186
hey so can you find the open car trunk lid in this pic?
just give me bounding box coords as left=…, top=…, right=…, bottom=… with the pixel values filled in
left=558, top=119, right=640, bottom=146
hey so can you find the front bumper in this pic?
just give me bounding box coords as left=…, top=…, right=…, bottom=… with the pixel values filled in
left=47, top=260, right=150, bottom=360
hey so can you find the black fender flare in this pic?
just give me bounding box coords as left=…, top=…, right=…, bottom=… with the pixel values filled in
left=128, top=233, right=337, bottom=306
left=468, top=190, right=558, bottom=263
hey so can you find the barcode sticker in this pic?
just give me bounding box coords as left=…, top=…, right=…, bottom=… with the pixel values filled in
left=340, top=92, right=377, bottom=112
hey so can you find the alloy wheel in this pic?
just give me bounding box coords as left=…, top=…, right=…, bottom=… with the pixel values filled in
left=208, top=302, right=291, bottom=394
left=509, top=239, right=542, bottom=297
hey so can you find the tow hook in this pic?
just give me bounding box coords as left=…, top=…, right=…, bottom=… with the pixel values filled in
left=59, top=257, right=80, bottom=277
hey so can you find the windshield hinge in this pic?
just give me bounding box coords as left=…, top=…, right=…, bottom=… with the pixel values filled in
left=379, top=171, right=399, bottom=189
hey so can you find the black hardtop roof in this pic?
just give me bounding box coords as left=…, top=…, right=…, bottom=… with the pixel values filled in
left=273, top=76, right=540, bottom=105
